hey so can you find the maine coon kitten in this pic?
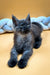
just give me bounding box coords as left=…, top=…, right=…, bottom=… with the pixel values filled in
left=8, top=14, right=43, bottom=69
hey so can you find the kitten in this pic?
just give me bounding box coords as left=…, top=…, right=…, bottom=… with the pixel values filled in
left=8, top=14, right=43, bottom=69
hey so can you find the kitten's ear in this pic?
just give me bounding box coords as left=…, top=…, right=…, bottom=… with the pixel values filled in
left=12, top=15, right=19, bottom=28
left=26, top=14, right=31, bottom=23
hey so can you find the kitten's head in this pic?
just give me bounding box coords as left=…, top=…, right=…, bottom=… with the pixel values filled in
left=12, top=14, right=31, bottom=34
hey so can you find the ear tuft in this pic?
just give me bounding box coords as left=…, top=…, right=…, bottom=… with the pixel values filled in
left=12, top=15, right=19, bottom=28
left=26, top=14, right=30, bottom=22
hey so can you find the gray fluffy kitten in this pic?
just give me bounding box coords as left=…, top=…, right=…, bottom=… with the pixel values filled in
left=8, top=14, right=43, bottom=69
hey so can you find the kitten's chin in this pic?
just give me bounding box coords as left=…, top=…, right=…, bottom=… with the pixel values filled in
left=21, top=30, right=30, bottom=34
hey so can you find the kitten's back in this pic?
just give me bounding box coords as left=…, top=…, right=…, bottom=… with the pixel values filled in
left=31, top=22, right=43, bottom=38
left=32, top=22, right=43, bottom=33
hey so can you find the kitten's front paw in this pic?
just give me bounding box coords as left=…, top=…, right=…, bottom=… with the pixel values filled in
left=34, top=42, right=41, bottom=49
left=18, top=59, right=27, bottom=69
left=8, top=59, right=17, bottom=67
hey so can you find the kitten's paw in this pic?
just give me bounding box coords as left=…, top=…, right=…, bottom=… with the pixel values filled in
left=8, top=59, right=17, bottom=67
left=34, top=42, right=41, bottom=49
left=34, top=38, right=42, bottom=49
left=18, top=59, right=27, bottom=69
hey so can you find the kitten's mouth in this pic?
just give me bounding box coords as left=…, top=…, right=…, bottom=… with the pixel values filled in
left=21, top=29, right=30, bottom=34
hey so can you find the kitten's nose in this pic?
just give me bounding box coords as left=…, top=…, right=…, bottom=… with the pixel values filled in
left=24, top=27, right=26, bottom=30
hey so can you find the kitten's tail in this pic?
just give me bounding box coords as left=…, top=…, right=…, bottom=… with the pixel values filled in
left=32, top=22, right=43, bottom=32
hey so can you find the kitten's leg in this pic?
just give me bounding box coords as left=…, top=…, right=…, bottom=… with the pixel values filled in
left=18, top=50, right=33, bottom=69
left=34, top=37, right=42, bottom=49
left=8, top=46, right=18, bottom=67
